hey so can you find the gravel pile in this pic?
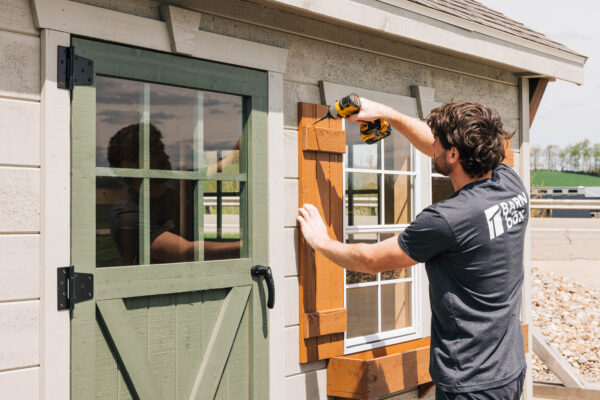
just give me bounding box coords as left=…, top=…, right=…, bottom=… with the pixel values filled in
left=531, top=266, right=600, bottom=384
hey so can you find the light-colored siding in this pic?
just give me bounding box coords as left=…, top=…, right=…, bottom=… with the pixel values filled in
left=0, top=98, right=40, bottom=165
left=284, top=276, right=299, bottom=327
left=0, top=235, right=40, bottom=301
left=0, top=30, right=40, bottom=100
left=0, top=1, right=41, bottom=394
left=0, top=367, right=39, bottom=400
left=284, top=326, right=327, bottom=378
left=0, top=167, right=40, bottom=232
left=284, top=368, right=328, bottom=400
left=284, top=177, right=299, bottom=228
left=283, top=227, right=300, bottom=277
left=0, top=300, right=39, bottom=370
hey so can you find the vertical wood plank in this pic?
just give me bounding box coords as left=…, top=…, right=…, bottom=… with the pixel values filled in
left=147, top=295, right=176, bottom=398
left=139, top=83, right=151, bottom=265
left=298, top=102, right=346, bottom=362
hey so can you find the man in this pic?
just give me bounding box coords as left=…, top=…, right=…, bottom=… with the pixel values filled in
left=298, top=99, right=528, bottom=400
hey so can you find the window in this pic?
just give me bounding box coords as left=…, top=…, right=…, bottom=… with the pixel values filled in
left=343, top=122, right=420, bottom=352
left=431, top=159, right=455, bottom=204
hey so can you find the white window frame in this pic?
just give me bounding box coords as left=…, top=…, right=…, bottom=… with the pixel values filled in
left=342, top=119, right=424, bottom=353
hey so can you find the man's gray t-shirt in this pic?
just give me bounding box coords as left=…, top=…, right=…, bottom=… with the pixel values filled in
left=398, top=164, right=528, bottom=393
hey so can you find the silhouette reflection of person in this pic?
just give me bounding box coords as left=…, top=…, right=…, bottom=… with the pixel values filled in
left=107, top=123, right=240, bottom=265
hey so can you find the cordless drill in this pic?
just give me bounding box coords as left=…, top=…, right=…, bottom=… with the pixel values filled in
left=314, top=93, right=392, bottom=144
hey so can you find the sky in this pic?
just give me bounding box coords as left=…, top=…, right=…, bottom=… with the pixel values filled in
left=477, top=0, right=598, bottom=148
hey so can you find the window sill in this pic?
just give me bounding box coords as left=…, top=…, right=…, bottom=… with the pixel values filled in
left=328, top=324, right=529, bottom=399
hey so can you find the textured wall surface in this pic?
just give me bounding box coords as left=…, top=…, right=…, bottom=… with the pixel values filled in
left=0, top=2, right=40, bottom=398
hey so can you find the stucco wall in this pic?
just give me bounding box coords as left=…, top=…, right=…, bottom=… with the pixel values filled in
left=0, top=1, right=41, bottom=399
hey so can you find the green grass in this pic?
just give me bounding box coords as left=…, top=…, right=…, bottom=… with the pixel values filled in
left=531, top=170, right=600, bottom=187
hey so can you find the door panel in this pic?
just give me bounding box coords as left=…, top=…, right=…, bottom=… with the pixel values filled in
left=70, top=38, right=268, bottom=399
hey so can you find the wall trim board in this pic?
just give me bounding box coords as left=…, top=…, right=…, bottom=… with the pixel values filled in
left=31, top=0, right=171, bottom=52
left=162, top=6, right=288, bottom=73
left=39, top=29, right=70, bottom=400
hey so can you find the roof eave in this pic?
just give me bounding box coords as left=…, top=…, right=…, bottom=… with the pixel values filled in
left=263, top=0, right=586, bottom=84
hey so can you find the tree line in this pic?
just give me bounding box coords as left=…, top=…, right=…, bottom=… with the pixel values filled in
left=531, top=140, right=600, bottom=172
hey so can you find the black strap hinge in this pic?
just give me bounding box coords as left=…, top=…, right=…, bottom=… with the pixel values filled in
left=57, top=46, right=94, bottom=90
left=57, top=266, right=94, bottom=311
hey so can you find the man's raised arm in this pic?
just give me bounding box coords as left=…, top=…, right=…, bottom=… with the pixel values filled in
left=346, top=98, right=435, bottom=158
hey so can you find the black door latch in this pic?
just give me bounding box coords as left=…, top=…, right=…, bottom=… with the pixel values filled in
left=251, top=265, right=275, bottom=309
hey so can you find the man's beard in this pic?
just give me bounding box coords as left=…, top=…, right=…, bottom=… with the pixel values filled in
left=434, top=152, right=452, bottom=176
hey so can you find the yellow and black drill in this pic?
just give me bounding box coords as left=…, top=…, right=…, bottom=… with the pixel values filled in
left=313, top=93, right=392, bottom=144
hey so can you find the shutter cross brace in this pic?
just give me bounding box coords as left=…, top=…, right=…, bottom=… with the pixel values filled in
left=57, top=45, right=94, bottom=90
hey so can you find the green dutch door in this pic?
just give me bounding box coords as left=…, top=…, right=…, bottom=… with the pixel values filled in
left=70, top=38, right=269, bottom=400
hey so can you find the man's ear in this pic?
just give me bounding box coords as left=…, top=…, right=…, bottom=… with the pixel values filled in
left=448, top=147, right=460, bottom=164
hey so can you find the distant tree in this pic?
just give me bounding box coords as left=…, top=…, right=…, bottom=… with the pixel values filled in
left=580, top=139, right=592, bottom=172
left=594, top=143, right=600, bottom=174
left=558, top=147, right=569, bottom=171
left=543, top=144, right=558, bottom=170
left=568, top=144, right=581, bottom=171
left=530, top=145, right=542, bottom=170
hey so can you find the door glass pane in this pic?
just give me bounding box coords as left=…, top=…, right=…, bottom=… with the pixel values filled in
left=384, top=134, right=411, bottom=171
left=150, top=83, right=197, bottom=171
left=345, top=122, right=379, bottom=169
left=203, top=180, right=243, bottom=260
left=432, top=176, right=455, bottom=203
left=204, top=92, right=243, bottom=175
left=381, top=282, right=412, bottom=331
left=150, top=179, right=196, bottom=264
left=384, top=174, right=412, bottom=225
left=96, top=76, right=142, bottom=168
left=96, top=177, right=140, bottom=267
left=346, top=286, right=378, bottom=338
left=346, top=233, right=377, bottom=284
left=346, top=172, right=379, bottom=226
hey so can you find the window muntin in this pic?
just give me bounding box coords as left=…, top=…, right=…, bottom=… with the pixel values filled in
left=344, top=122, right=418, bottom=352
left=95, top=76, right=245, bottom=267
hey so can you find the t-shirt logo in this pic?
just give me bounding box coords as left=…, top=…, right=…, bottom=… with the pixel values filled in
left=484, top=191, right=528, bottom=240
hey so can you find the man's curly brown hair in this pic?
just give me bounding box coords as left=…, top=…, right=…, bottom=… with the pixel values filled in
left=427, top=101, right=514, bottom=178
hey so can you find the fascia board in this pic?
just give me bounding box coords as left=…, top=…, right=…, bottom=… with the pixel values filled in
left=265, top=0, right=585, bottom=84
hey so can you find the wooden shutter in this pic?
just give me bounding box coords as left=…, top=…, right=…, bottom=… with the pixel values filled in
left=504, top=139, right=514, bottom=167
left=298, top=102, right=347, bottom=363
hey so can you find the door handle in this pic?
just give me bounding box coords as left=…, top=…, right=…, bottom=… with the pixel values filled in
left=251, top=265, right=275, bottom=309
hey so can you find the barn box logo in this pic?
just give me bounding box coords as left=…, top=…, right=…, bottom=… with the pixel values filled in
left=484, top=191, right=528, bottom=240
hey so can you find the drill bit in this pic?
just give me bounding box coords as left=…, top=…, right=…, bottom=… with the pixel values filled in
left=310, top=113, right=330, bottom=127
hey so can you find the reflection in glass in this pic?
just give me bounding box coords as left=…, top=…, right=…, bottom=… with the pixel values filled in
left=432, top=176, right=455, bottom=204
left=345, top=122, right=379, bottom=169
left=96, top=76, right=142, bottom=168
left=150, top=83, right=196, bottom=171
left=204, top=92, right=243, bottom=175
left=203, top=180, right=243, bottom=260
left=378, top=232, right=412, bottom=280
left=347, top=286, right=378, bottom=338
left=346, top=172, right=379, bottom=226
left=97, top=177, right=139, bottom=267
left=150, top=179, right=196, bottom=264
left=346, top=233, right=377, bottom=284
left=381, top=283, right=412, bottom=331
left=384, top=175, right=412, bottom=225
left=384, top=134, right=411, bottom=171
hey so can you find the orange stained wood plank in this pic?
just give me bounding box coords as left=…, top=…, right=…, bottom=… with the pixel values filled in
left=298, top=102, right=346, bottom=363
left=503, top=138, right=514, bottom=167
left=304, top=308, right=347, bottom=338
left=302, top=126, right=346, bottom=153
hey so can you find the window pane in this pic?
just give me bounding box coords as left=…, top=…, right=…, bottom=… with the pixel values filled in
left=381, top=282, right=412, bottom=331
left=150, top=83, right=197, bottom=171
left=384, top=174, right=412, bottom=225
left=346, top=172, right=379, bottom=226
left=203, top=180, right=243, bottom=260
left=96, top=177, right=140, bottom=267
left=346, top=286, right=378, bottom=338
left=346, top=233, right=377, bottom=284
left=345, top=122, right=379, bottom=169
left=96, top=76, right=142, bottom=168
left=379, top=232, right=412, bottom=279
left=204, top=92, right=243, bottom=175
left=432, top=176, right=454, bottom=204
left=150, top=179, right=196, bottom=264
left=384, top=134, right=411, bottom=171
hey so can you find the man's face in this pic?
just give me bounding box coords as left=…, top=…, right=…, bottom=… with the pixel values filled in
left=432, top=136, right=452, bottom=176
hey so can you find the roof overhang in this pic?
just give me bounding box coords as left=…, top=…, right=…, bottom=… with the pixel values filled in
left=262, top=0, right=586, bottom=85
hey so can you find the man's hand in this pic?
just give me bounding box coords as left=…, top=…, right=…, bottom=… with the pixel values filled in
left=297, top=204, right=330, bottom=250
left=346, top=97, right=390, bottom=124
